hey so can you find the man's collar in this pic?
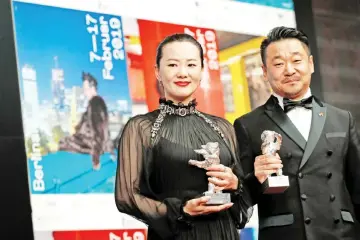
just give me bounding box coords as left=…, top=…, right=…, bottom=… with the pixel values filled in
left=272, top=88, right=312, bottom=110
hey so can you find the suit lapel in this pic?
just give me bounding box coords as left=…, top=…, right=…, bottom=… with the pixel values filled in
left=264, top=97, right=307, bottom=150
left=299, top=98, right=327, bottom=169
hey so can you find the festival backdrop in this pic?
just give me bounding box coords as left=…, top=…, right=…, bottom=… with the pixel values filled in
left=11, top=0, right=295, bottom=239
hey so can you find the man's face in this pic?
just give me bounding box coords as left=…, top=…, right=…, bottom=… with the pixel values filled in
left=262, top=38, right=314, bottom=100
left=83, top=80, right=94, bottom=99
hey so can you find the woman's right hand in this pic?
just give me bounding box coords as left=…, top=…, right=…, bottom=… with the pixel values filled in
left=183, top=196, right=233, bottom=216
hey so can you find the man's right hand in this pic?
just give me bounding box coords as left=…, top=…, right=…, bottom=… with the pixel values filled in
left=183, top=196, right=233, bottom=216
left=254, top=154, right=283, bottom=184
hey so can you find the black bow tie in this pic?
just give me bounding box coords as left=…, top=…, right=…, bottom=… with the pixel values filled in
left=283, top=96, right=313, bottom=113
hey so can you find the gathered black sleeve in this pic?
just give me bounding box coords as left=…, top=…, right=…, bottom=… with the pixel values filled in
left=115, top=116, right=190, bottom=239
left=216, top=118, right=254, bottom=229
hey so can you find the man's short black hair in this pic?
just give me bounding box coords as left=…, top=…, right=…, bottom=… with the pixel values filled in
left=82, top=72, right=98, bottom=89
left=260, top=26, right=311, bottom=66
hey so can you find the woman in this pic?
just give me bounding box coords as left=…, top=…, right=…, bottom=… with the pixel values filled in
left=115, top=33, right=252, bottom=240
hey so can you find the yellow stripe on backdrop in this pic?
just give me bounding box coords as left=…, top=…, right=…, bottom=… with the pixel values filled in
left=219, top=37, right=265, bottom=124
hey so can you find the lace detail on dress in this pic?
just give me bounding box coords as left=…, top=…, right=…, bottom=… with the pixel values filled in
left=151, top=98, right=227, bottom=143
left=159, top=98, right=197, bottom=116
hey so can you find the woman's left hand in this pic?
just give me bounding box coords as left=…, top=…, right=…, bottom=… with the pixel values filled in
left=206, top=164, right=238, bottom=191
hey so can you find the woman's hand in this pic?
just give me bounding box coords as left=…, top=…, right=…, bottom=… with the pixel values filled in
left=183, top=196, right=233, bottom=216
left=206, top=164, right=238, bottom=191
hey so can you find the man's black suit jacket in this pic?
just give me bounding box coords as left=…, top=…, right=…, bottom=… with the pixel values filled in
left=234, top=96, right=360, bottom=240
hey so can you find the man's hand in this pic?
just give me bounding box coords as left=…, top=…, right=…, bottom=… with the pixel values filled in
left=254, top=153, right=282, bottom=183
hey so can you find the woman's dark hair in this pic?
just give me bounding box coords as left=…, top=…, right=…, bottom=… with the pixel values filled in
left=155, top=33, right=204, bottom=68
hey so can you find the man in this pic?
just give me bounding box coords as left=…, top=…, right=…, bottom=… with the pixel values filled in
left=59, top=72, right=114, bottom=170
left=234, top=26, right=360, bottom=240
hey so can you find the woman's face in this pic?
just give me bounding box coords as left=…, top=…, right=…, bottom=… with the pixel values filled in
left=155, top=41, right=203, bottom=104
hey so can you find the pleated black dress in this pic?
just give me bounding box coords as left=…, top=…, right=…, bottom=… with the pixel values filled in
left=115, top=99, right=252, bottom=240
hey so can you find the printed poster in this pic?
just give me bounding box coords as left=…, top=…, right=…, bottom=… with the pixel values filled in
left=12, top=2, right=132, bottom=194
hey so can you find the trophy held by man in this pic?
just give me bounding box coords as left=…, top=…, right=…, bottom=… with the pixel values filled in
left=261, top=130, right=289, bottom=194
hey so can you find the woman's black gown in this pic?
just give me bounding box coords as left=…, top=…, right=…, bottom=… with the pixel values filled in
left=115, top=99, right=252, bottom=240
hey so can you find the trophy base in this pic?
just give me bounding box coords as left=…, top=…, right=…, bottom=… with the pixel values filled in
left=263, top=175, right=290, bottom=194
left=204, top=192, right=231, bottom=205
